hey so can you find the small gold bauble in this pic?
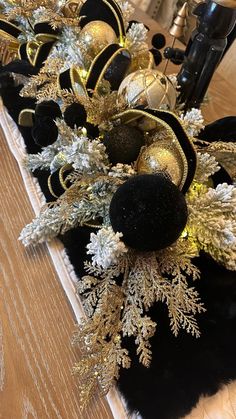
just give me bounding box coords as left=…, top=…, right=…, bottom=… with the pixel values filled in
left=118, top=69, right=177, bottom=110
left=78, top=20, right=117, bottom=60
left=136, top=140, right=184, bottom=187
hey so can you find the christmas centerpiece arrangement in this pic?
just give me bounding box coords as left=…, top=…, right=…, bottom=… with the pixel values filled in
left=0, top=0, right=236, bottom=418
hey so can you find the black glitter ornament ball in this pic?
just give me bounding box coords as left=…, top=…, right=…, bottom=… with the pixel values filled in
left=103, top=125, right=144, bottom=164
left=64, top=102, right=87, bottom=128
left=109, top=174, right=188, bottom=251
left=211, top=164, right=233, bottom=186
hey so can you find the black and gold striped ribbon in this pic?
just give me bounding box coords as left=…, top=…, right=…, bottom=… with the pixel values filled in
left=0, top=18, right=59, bottom=67
left=58, top=65, right=88, bottom=98
left=85, top=43, right=131, bottom=94
left=58, top=44, right=131, bottom=98
left=0, top=18, right=22, bottom=51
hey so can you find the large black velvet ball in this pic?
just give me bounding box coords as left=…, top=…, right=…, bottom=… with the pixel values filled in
left=64, top=102, right=87, bottom=128
left=109, top=174, right=188, bottom=251
left=31, top=116, right=58, bottom=147
left=103, top=125, right=144, bottom=164
left=35, top=100, right=62, bottom=119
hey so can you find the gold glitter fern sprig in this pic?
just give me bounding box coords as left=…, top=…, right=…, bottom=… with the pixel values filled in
left=73, top=238, right=205, bottom=407
left=4, top=0, right=57, bottom=20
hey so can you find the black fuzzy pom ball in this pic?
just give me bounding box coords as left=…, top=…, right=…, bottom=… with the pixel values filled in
left=31, top=116, right=58, bottom=147
left=84, top=122, right=99, bottom=138
left=0, top=72, right=14, bottom=92
left=109, top=174, right=188, bottom=251
left=64, top=102, right=87, bottom=128
left=152, top=33, right=166, bottom=50
left=35, top=100, right=62, bottom=119
left=103, top=125, right=144, bottom=164
left=150, top=48, right=162, bottom=66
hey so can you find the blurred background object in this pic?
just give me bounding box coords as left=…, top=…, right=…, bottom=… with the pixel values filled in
left=132, top=0, right=236, bottom=45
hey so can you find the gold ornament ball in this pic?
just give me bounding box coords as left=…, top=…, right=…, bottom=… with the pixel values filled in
left=118, top=69, right=177, bottom=110
left=78, top=21, right=117, bottom=60
left=136, top=140, right=184, bottom=188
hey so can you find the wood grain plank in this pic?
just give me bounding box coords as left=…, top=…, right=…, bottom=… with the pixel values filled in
left=0, top=130, right=112, bottom=419
left=0, top=320, right=4, bottom=392
left=218, top=41, right=236, bottom=89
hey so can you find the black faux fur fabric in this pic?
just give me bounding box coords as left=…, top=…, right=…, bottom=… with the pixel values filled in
left=2, top=85, right=236, bottom=419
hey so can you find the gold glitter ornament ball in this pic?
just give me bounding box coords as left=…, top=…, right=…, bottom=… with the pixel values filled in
left=136, top=140, right=185, bottom=188
left=78, top=21, right=117, bottom=60
left=118, top=69, right=177, bottom=110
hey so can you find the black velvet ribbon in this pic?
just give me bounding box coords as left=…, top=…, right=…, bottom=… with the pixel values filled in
left=58, top=45, right=131, bottom=97
left=86, top=44, right=131, bottom=93
left=0, top=18, right=59, bottom=69
left=0, top=18, right=22, bottom=39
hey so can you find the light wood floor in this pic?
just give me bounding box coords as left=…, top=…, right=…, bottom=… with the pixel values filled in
left=0, top=8, right=235, bottom=419
left=0, top=129, right=113, bottom=418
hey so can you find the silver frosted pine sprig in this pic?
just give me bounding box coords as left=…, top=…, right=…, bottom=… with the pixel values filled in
left=61, top=135, right=109, bottom=174
left=186, top=182, right=236, bottom=270
left=87, top=227, right=128, bottom=269
left=125, top=22, right=149, bottom=55
left=180, top=108, right=205, bottom=137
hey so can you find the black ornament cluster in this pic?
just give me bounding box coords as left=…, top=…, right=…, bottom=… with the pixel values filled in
left=150, top=33, right=166, bottom=66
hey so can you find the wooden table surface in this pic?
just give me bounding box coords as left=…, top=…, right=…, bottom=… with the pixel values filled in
left=0, top=8, right=236, bottom=419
